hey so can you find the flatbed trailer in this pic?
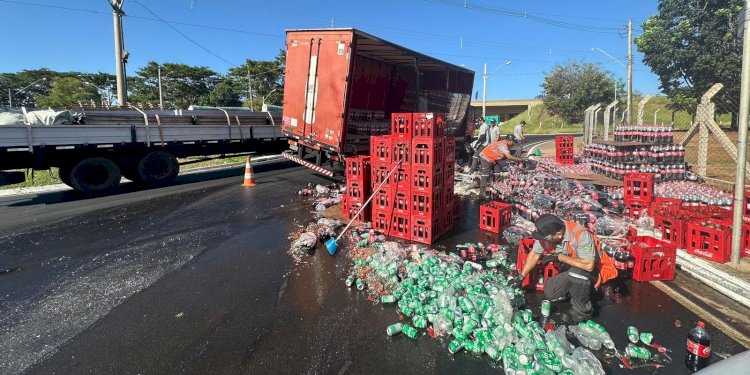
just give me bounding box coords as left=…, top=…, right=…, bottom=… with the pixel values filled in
left=281, top=28, right=474, bottom=170
left=0, top=109, right=286, bottom=193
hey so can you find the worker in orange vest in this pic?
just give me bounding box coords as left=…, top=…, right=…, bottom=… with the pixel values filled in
left=513, top=214, right=618, bottom=324
left=478, top=134, right=525, bottom=191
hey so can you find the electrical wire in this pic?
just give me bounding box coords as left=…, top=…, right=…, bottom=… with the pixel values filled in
left=420, top=0, right=623, bottom=34
left=132, top=0, right=237, bottom=67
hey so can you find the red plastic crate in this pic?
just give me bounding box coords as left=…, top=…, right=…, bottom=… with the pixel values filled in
left=393, top=190, right=410, bottom=215
left=412, top=137, right=445, bottom=168
left=688, top=205, right=733, bottom=220
left=341, top=194, right=349, bottom=215
left=516, top=239, right=559, bottom=291
left=411, top=112, right=444, bottom=138
left=652, top=197, right=683, bottom=214
left=411, top=216, right=441, bottom=244
left=390, top=213, right=411, bottom=240
left=444, top=162, right=455, bottom=184
left=346, top=202, right=370, bottom=221
left=392, top=140, right=411, bottom=167
left=479, top=201, right=512, bottom=233
left=654, top=209, right=701, bottom=249
left=555, top=135, right=574, bottom=149
left=345, top=155, right=370, bottom=180
left=451, top=197, right=460, bottom=220
left=742, top=219, right=750, bottom=257
left=629, top=236, right=677, bottom=281
left=624, top=173, right=654, bottom=204
left=391, top=113, right=412, bottom=139
left=370, top=136, right=392, bottom=164
left=625, top=201, right=651, bottom=219
left=347, top=181, right=368, bottom=204
left=745, top=187, right=750, bottom=217
left=443, top=183, right=454, bottom=202
left=372, top=209, right=391, bottom=235
left=411, top=190, right=443, bottom=218
left=372, top=186, right=392, bottom=211
left=445, top=137, right=456, bottom=163
left=687, top=219, right=733, bottom=263
left=370, top=162, right=392, bottom=186
left=555, top=148, right=574, bottom=165
left=412, top=165, right=443, bottom=193
left=393, top=165, right=411, bottom=191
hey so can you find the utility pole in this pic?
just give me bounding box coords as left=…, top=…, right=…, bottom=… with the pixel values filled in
left=730, top=0, right=750, bottom=264
left=7, top=88, right=11, bottom=107
left=110, top=0, right=127, bottom=107
left=482, top=63, right=487, bottom=119
left=158, top=65, right=164, bottom=110
left=627, top=19, right=633, bottom=125
left=247, top=68, right=253, bottom=110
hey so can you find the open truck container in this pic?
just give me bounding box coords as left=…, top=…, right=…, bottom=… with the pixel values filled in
left=281, top=28, right=474, bottom=171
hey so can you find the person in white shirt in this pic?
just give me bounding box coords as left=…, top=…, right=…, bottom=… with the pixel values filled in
left=513, top=120, right=526, bottom=156
left=470, top=118, right=492, bottom=171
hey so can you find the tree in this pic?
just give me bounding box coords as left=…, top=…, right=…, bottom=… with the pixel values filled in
left=37, top=77, right=99, bottom=108
left=228, top=50, right=285, bottom=110
left=635, top=0, right=743, bottom=115
left=129, top=62, right=219, bottom=109
left=541, top=62, right=620, bottom=123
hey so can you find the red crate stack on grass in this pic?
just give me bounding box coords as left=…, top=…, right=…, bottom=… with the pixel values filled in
left=368, top=112, right=458, bottom=244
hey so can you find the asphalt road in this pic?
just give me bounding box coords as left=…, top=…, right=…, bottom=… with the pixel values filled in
left=0, top=143, right=746, bottom=375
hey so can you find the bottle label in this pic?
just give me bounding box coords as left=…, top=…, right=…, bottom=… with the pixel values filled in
left=687, top=338, right=711, bottom=358
left=614, top=260, right=627, bottom=270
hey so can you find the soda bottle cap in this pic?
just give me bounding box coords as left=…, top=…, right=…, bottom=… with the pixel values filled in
left=697, top=321, right=705, bottom=328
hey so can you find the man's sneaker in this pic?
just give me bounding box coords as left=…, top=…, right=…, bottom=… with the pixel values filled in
left=560, top=309, right=592, bottom=325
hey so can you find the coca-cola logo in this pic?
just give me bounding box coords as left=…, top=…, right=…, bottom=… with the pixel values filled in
left=693, top=249, right=715, bottom=259
left=687, top=339, right=711, bottom=358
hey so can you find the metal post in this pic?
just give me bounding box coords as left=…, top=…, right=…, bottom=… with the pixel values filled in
left=8, top=88, right=11, bottom=107
left=158, top=65, right=163, bottom=110
left=654, top=108, right=661, bottom=125
left=482, top=63, right=487, bottom=119
left=627, top=20, right=633, bottom=125
left=111, top=0, right=127, bottom=107
left=247, top=69, right=253, bottom=110
left=730, top=0, right=750, bottom=264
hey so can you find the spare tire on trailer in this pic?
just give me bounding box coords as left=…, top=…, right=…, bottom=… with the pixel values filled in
left=137, top=151, right=179, bottom=187
left=68, top=157, right=122, bottom=194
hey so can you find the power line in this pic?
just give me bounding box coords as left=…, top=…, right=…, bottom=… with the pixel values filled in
left=420, top=0, right=622, bottom=34
left=0, top=0, right=110, bottom=14
left=132, top=0, right=237, bottom=67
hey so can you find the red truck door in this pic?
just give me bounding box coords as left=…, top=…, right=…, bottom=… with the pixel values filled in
left=282, top=30, right=354, bottom=153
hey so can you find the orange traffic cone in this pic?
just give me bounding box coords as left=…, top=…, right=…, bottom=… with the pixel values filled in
left=242, top=156, right=256, bottom=187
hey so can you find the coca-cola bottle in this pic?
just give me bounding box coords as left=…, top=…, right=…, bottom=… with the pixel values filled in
left=626, top=249, right=635, bottom=278
left=614, top=248, right=629, bottom=276
left=685, top=321, right=711, bottom=371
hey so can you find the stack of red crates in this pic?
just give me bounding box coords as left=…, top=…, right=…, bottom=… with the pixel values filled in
left=623, top=172, right=654, bottom=218
left=342, top=155, right=371, bottom=220
left=369, top=112, right=458, bottom=244
left=516, top=239, right=559, bottom=290
left=555, top=136, right=574, bottom=165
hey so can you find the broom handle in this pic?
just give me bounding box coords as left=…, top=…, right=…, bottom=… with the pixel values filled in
left=335, top=159, right=403, bottom=242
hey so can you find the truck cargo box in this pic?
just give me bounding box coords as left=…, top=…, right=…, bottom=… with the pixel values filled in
left=281, top=28, right=474, bottom=161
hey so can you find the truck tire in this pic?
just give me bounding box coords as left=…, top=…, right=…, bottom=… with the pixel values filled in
left=68, top=157, right=122, bottom=194
left=137, top=151, right=179, bottom=187
left=58, top=164, right=74, bottom=187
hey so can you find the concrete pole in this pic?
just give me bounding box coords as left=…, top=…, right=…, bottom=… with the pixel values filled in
left=730, top=0, right=750, bottom=264
left=158, top=65, right=163, bottom=110
left=111, top=0, right=127, bottom=107
left=8, top=88, right=11, bottom=107
left=654, top=108, right=661, bottom=125
left=248, top=69, right=253, bottom=110
left=482, top=63, right=487, bottom=119
left=627, top=20, right=633, bottom=125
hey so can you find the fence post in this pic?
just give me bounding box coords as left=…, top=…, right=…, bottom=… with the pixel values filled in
left=604, top=101, right=618, bottom=141
left=637, top=95, right=652, bottom=125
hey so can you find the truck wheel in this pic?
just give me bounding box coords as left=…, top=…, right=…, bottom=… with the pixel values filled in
left=137, top=151, right=179, bottom=187
left=118, top=155, right=142, bottom=183
left=58, top=164, right=73, bottom=187
left=69, top=157, right=122, bottom=194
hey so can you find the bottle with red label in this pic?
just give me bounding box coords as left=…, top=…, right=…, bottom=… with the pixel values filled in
left=685, top=321, right=711, bottom=371
left=614, top=248, right=628, bottom=277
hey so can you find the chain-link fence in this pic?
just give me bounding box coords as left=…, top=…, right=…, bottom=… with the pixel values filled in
left=584, top=84, right=747, bottom=190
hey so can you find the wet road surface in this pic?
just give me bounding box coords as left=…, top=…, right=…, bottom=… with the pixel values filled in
left=0, top=159, right=746, bottom=374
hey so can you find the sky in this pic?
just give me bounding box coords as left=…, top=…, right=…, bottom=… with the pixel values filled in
left=0, top=0, right=662, bottom=100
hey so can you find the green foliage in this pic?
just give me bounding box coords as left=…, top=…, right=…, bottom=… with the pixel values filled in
left=228, top=49, right=285, bottom=110
left=129, top=62, right=219, bottom=109
left=635, top=0, right=743, bottom=115
left=1, top=70, right=115, bottom=108
left=499, top=104, right=580, bottom=134
left=541, top=62, right=620, bottom=124
left=37, top=77, right=99, bottom=108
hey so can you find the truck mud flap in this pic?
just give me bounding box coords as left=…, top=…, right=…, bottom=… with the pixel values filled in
left=280, top=152, right=334, bottom=177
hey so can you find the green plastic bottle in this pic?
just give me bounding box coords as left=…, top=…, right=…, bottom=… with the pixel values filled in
left=402, top=324, right=418, bottom=339
left=386, top=323, right=403, bottom=336
left=381, top=295, right=396, bottom=304
left=627, top=326, right=640, bottom=343
left=625, top=343, right=652, bottom=359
